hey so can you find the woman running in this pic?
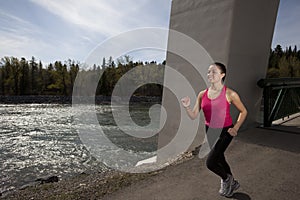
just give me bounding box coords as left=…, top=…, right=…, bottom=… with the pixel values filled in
left=181, top=62, right=247, bottom=197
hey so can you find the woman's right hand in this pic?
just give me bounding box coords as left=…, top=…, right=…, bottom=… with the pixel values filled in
left=181, top=96, right=191, bottom=108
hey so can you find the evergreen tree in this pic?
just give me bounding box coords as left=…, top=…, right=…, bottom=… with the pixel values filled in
left=101, top=57, right=106, bottom=70
left=19, top=57, right=29, bottom=95
left=274, top=45, right=283, bottom=57
left=29, top=56, right=38, bottom=94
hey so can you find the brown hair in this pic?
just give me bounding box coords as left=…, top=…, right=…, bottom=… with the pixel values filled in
left=214, top=62, right=226, bottom=83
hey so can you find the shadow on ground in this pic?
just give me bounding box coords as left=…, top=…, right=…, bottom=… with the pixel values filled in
left=231, top=192, right=251, bottom=200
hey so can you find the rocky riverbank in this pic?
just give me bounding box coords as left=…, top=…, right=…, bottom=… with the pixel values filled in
left=0, top=95, right=162, bottom=104
left=2, top=152, right=194, bottom=200
left=2, top=170, right=157, bottom=200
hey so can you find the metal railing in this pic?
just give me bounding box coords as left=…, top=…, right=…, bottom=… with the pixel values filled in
left=257, top=78, right=300, bottom=127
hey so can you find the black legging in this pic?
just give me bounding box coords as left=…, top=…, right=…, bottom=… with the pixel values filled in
left=205, top=124, right=234, bottom=180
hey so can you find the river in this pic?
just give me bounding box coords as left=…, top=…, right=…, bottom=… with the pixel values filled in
left=0, top=103, right=159, bottom=194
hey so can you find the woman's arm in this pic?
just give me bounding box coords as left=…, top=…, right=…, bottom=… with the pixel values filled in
left=227, top=89, right=248, bottom=136
left=181, top=91, right=204, bottom=120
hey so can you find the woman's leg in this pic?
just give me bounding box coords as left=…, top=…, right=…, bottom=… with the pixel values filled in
left=219, top=154, right=232, bottom=176
left=206, top=126, right=233, bottom=180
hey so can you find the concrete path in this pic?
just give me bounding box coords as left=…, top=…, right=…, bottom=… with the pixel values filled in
left=103, top=116, right=300, bottom=200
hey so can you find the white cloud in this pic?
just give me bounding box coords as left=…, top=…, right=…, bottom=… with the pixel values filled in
left=29, top=0, right=167, bottom=37
left=0, top=31, right=48, bottom=61
left=0, top=9, right=38, bottom=36
left=0, top=6, right=98, bottom=63
left=0, top=10, right=43, bottom=59
left=1, top=1, right=191, bottom=64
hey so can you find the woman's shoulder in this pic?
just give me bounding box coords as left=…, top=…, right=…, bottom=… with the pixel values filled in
left=197, top=89, right=207, bottom=100
left=225, top=87, right=240, bottom=100
left=199, top=89, right=207, bottom=96
left=225, top=86, right=234, bottom=92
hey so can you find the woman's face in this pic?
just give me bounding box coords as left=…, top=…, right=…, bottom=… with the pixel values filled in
left=207, top=65, right=225, bottom=83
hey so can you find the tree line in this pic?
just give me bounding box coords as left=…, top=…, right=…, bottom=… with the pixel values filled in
left=267, top=45, right=300, bottom=78
left=0, top=56, right=164, bottom=96
left=0, top=44, right=299, bottom=96
left=0, top=57, right=80, bottom=96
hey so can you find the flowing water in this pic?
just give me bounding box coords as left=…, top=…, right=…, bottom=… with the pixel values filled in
left=0, top=103, right=159, bottom=194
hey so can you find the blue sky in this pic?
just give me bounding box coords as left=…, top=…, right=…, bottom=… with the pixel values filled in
left=0, top=0, right=299, bottom=65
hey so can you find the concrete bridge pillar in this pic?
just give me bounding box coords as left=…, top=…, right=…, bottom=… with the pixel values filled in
left=158, top=0, right=280, bottom=160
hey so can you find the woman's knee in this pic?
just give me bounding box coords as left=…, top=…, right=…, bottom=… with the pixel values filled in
left=206, top=156, right=216, bottom=170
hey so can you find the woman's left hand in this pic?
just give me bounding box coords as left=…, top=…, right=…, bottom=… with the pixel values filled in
left=228, top=127, right=238, bottom=136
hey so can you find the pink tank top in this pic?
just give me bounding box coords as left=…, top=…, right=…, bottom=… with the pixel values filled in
left=201, top=86, right=232, bottom=128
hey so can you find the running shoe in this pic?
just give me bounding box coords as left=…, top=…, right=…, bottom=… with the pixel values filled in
left=225, top=178, right=240, bottom=197
left=219, top=174, right=233, bottom=196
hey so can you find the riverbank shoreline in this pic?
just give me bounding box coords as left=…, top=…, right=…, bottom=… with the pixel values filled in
left=2, top=152, right=194, bottom=200
left=2, top=169, right=159, bottom=199
left=0, top=95, right=162, bottom=104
